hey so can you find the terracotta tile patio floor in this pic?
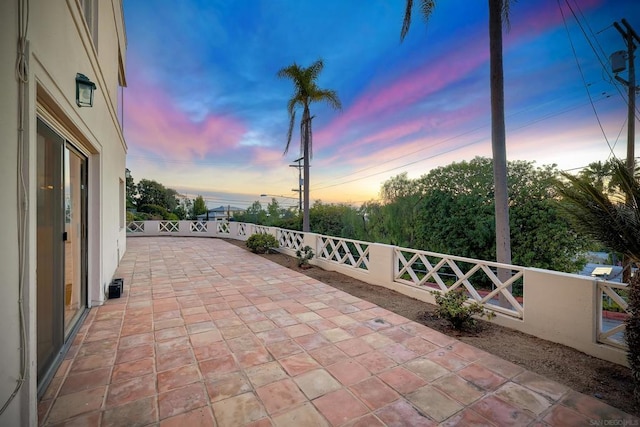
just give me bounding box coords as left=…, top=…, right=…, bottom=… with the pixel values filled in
left=39, top=237, right=639, bottom=426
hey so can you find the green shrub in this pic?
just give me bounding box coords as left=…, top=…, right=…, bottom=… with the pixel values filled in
left=430, top=288, right=495, bottom=330
left=295, top=246, right=314, bottom=267
left=246, top=233, right=278, bottom=254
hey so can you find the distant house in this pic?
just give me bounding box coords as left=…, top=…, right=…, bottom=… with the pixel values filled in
left=196, top=205, right=246, bottom=220
left=579, top=263, right=624, bottom=282
left=1, top=1, right=127, bottom=424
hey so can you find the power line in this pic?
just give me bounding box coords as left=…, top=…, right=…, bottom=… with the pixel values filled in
left=564, top=0, right=640, bottom=119
left=558, top=0, right=618, bottom=159
left=310, top=93, right=611, bottom=191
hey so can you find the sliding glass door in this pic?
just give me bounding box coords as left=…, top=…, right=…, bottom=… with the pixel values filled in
left=37, top=118, right=87, bottom=384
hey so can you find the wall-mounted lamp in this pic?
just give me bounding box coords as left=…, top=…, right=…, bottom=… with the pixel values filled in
left=75, top=73, right=96, bottom=107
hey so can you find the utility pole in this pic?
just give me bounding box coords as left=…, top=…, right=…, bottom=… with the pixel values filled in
left=613, top=18, right=639, bottom=175
left=289, top=156, right=303, bottom=213
left=612, top=19, right=639, bottom=285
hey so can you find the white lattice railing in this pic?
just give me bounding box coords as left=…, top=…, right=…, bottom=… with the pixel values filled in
left=127, top=221, right=145, bottom=233
left=278, top=229, right=304, bottom=251
left=216, top=221, right=230, bottom=234
left=190, top=221, right=207, bottom=232
left=122, top=221, right=630, bottom=363
left=394, top=248, right=524, bottom=318
left=318, top=236, right=370, bottom=271
left=159, top=221, right=179, bottom=232
left=252, top=225, right=271, bottom=235
left=597, top=281, right=629, bottom=350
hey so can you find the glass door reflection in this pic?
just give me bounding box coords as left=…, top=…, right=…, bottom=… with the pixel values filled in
left=64, top=145, right=87, bottom=337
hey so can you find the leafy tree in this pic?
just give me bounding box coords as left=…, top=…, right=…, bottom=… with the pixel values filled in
left=309, top=201, right=366, bottom=239
left=137, top=179, right=171, bottom=209
left=400, top=0, right=514, bottom=270
left=237, top=201, right=268, bottom=224
left=172, top=197, right=192, bottom=220
left=379, top=173, right=423, bottom=247
left=556, top=159, right=640, bottom=403
left=277, top=59, right=342, bottom=232
left=192, top=195, right=207, bottom=219
left=164, top=188, right=180, bottom=213
left=125, top=169, right=137, bottom=209
left=135, top=179, right=182, bottom=220
left=375, top=157, right=589, bottom=273
left=138, top=204, right=171, bottom=220
left=266, top=198, right=282, bottom=226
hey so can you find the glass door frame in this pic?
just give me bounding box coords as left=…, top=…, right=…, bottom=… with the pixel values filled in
left=63, top=143, right=88, bottom=338
left=36, top=117, right=89, bottom=394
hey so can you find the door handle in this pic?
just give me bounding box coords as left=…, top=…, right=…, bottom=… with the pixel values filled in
left=63, top=232, right=68, bottom=241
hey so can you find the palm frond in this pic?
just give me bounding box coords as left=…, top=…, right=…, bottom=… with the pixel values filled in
left=307, top=59, right=324, bottom=82
left=401, top=0, right=435, bottom=42
left=284, top=109, right=296, bottom=155
left=312, top=89, right=342, bottom=110
left=502, top=0, right=514, bottom=31
left=277, top=62, right=301, bottom=80
left=400, top=0, right=414, bottom=41
left=419, top=0, right=435, bottom=23
left=556, top=160, right=640, bottom=263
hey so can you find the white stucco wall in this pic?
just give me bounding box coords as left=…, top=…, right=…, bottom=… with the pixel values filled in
left=0, top=2, right=27, bottom=424
left=0, top=1, right=127, bottom=424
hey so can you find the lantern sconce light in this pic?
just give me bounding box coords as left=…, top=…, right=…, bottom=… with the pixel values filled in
left=75, top=73, right=96, bottom=107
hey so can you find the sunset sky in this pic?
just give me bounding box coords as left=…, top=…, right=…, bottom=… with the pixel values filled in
left=123, top=0, right=639, bottom=209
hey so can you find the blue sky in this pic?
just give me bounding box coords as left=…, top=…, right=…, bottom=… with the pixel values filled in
left=123, top=0, right=639, bottom=208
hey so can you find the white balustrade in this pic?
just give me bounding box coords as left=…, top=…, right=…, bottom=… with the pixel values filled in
left=318, top=236, right=370, bottom=271
left=190, top=221, right=207, bottom=233
left=124, top=220, right=630, bottom=366
left=278, top=229, right=304, bottom=251
left=159, top=220, right=179, bottom=233
left=597, top=280, right=630, bottom=350
left=394, top=248, right=524, bottom=318
left=126, top=221, right=144, bottom=233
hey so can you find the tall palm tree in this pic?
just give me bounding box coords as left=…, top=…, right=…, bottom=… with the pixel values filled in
left=401, top=0, right=513, bottom=271
left=277, top=59, right=342, bottom=232
left=557, top=159, right=640, bottom=403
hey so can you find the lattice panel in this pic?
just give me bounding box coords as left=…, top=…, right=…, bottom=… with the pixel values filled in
left=394, top=248, right=524, bottom=318
left=597, top=281, right=629, bottom=350
left=237, top=223, right=247, bottom=236
left=253, top=225, right=270, bottom=235
left=278, top=230, right=304, bottom=251
left=159, top=221, right=179, bottom=232
left=217, top=221, right=230, bottom=234
left=126, top=221, right=144, bottom=233
left=318, top=236, right=369, bottom=271
left=190, top=221, right=207, bottom=232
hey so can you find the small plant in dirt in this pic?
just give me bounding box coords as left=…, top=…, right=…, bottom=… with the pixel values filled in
left=296, top=246, right=314, bottom=268
left=246, top=233, right=279, bottom=254
left=430, top=288, right=495, bottom=331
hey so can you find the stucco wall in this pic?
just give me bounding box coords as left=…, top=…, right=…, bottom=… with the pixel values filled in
left=0, top=2, right=27, bottom=425
left=0, top=1, right=127, bottom=425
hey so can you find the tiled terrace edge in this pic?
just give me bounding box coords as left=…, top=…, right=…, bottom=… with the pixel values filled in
left=38, top=237, right=637, bottom=426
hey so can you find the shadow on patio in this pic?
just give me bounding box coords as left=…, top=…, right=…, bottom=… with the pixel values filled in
left=38, top=237, right=638, bottom=426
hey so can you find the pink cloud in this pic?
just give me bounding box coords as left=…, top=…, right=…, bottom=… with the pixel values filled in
left=314, top=0, right=604, bottom=153
left=249, top=146, right=286, bottom=167
left=507, top=0, right=603, bottom=39
left=125, top=76, right=246, bottom=161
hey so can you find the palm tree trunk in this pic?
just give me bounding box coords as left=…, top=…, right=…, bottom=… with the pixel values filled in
left=302, top=107, right=311, bottom=232
left=489, top=0, right=512, bottom=306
